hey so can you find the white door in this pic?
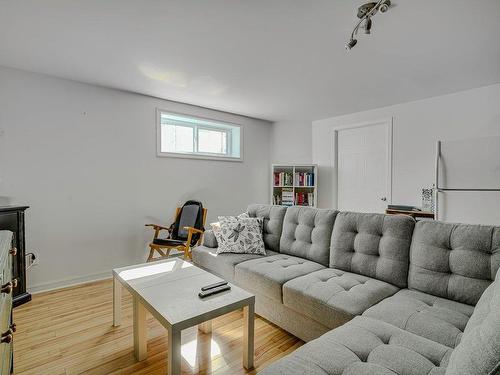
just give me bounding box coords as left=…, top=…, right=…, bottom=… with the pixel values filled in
left=336, top=121, right=392, bottom=213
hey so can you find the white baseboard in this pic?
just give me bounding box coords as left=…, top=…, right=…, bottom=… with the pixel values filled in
left=28, top=271, right=113, bottom=294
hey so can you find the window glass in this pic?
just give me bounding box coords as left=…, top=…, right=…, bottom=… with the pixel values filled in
left=158, top=111, right=241, bottom=161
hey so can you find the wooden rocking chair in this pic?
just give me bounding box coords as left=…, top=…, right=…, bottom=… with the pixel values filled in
left=145, top=200, right=207, bottom=262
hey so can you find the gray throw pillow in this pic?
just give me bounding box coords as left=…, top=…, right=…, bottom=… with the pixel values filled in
left=214, top=216, right=266, bottom=255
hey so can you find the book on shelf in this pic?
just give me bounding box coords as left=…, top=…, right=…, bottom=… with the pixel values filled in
left=293, top=172, right=315, bottom=187
left=281, top=188, right=294, bottom=206
left=387, top=205, right=420, bottom=212
left=294, top=192, right=315, bottom=207
left=274, top=172, right=293, bottom=187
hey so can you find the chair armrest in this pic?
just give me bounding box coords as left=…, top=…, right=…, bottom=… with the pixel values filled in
left=184, top=227, right=205, bottom=250
left=145, top=224, right=172, bottom=232
left=183, top=226, right=204, bottom=234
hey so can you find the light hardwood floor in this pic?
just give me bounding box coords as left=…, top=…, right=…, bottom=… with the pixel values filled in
left=13, top=279, right=303, bottom=375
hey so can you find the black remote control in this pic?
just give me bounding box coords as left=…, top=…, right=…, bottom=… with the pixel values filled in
left=201, top=280, right=228, bottom=291
left=198, top=284, right=231, bottom=298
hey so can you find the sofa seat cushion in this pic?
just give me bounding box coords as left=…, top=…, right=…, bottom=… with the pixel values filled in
left=363, top=289, right=474, bottom=348
left=234, top=254, right=325, bottom=302
left=283, top=268, right=399, bottom=329
left=259, top=316, right=451, bottom=375
left=191, top=245, right=278, bottom=282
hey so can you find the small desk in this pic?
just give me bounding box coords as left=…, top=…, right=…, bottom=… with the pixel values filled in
left=112, top=258, right=255, bottom=375
left=385, top=209, right=435, bottom=220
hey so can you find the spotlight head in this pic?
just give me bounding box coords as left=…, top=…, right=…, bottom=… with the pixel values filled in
left=364, top=18, right=372, bottom=34
left=379, top=0, right=391, bottom=13
left=345, top=39, right=358, bottom=50
left=357, top=2, right=377, bottom=19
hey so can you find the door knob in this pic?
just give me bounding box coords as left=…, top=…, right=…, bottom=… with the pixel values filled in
left=0, top=334, right=12, bottom=344
left=1, top=282, right=13, bottom=294
left=1, top=329, right=13, bottom=344
left=380, top=197, right=387, bottom=201
left=9, top=247, right=17, bottom=256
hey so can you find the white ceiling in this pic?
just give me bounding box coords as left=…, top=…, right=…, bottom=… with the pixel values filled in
left=1, top=0, right=500, bottom=121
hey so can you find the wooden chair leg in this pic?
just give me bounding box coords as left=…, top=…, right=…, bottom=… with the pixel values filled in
left=147, top=248, right=155, bottom=262
left=184, top=246, right=192, bottom=260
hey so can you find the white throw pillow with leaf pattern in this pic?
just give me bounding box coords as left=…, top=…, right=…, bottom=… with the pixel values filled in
left=210, top=212, right=250, bottom=232
left=214, top=216, right=266, bottom=255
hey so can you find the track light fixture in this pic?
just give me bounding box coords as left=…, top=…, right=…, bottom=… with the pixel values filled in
left=345, top=0, right=392, bottom=50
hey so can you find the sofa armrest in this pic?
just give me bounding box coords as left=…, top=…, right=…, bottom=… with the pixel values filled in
left=202, top=230, right=218, bottom=248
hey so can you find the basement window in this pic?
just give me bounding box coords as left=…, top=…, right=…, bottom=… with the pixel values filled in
left=157, top=110, right=242, bottom=161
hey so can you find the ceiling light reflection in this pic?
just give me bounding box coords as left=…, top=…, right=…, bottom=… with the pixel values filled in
left=138, top=64, right=227, bottom=95
left=139, top=64, right=187, bottom=87
left=181, top=337, right=222, bottom=368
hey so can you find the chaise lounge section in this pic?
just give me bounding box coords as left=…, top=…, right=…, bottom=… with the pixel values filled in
left=260, top=267, right=500, bottom=375
left=192, top=204, right=500, bottom=375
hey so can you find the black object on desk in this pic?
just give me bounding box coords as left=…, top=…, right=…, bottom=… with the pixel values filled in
left=198, top=284, right=231, bottom=298
left=201, top=280, right=228, bottom=291
left=0, top=206, right=31, bottom=307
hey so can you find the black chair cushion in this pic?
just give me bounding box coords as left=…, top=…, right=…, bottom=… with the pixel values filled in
left=153, top=238, right=186, bottom=246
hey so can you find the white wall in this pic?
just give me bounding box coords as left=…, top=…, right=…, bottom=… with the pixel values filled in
left=313, top=84, right=500, bottom=225
left=0, top=67, right=272, bottom=291
left=271, top=121, right=312, bottom=164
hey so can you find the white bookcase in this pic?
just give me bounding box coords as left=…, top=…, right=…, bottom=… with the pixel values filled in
left=271, top=164, right=318, bottom=207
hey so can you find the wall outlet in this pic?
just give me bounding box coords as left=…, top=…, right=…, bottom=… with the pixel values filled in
left=26, top=253, right=38, bottom=269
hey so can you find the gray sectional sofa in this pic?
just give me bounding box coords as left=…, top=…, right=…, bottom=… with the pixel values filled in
left=191, top=204, right=500, bottom=375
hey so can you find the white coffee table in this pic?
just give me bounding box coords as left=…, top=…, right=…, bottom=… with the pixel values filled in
left=112, top=258, right=255, bottom=375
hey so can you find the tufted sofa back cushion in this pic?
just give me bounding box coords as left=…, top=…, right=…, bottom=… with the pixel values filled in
left=409, top=221, right=500, bottom=305
left=330, top=212, right=415, bottom=288
left=280, top=206, right=338, bottom=266
left=247, top=204, right=287, bottom=252
left=445, top=269, right=500, bottom=375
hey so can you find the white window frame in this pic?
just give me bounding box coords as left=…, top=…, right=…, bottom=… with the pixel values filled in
left=156, top=109, right=243, bottom=162
left=196, top=125, right=232, bottom=156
